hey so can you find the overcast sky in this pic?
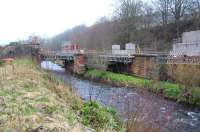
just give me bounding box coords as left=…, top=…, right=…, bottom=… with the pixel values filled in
left=0, top=0, right=114, bottom=45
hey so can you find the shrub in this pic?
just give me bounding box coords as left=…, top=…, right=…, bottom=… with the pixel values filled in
left=159, top=64, right=169, bottom=81
left=80, top=101, right=123, bottom=130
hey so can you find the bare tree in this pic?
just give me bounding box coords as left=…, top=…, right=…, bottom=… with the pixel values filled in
left=197, top=0, right=200, bottom=16
left=169, top=0, right=191, bottom=36
left=42, top=0, right=200, bottom=52
left=154, top=0, right=171, bottom=25
left=190, top=0, right=200, bottom=19
left=196, top=0, right=200, bottom=28
left=169, top=0, right=189, bottom=21
left=114, top=0, right=143, bottom=44
left=142, top=3, right=156, bottom=29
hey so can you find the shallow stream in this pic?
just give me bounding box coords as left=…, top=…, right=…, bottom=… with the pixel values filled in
left=41, top=61, right=200, bottom=132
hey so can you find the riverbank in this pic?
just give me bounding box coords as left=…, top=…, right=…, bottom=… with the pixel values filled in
left=0, top=59, right=123, bottom=131
left=84, top=69, right=200, bottom=107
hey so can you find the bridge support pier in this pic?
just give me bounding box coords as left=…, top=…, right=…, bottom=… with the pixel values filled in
left=63, top=60, right=74, bottom=73
left=73, top=54, right=86, bottom=74
left=107, top=62, right=132, bottom=74
left=62, top=54, right=86, bottom=75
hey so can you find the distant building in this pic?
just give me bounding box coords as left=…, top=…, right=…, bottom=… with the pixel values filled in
left=182, top=30, right=200, bottom=43
left=0, top=42, right=40, bottom=58
left=112, top=43, right=136, bottom=55
left=171, top=30, right=200, bottom=56
left=61, top=41, right=80, bottom=53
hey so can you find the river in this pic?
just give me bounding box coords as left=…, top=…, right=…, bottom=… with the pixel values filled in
left=41, top=61, right=200, bottom=132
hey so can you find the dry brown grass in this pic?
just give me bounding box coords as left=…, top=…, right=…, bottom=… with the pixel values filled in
left=0, top=59, right=90, bottom=132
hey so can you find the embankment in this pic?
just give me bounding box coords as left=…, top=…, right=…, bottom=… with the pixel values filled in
left=84, top=69, right=200, bottom=107
left=0, top=59, right=123, bottom=131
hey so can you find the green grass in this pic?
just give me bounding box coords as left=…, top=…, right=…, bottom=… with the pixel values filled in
left=36, top=97, right=49, bottom=103
left=85, top=69, right=200, bottom=107
left=85, top=69, right=150, bottom=87
left=13, top=58, right=33, bottom=66
left=0, top=90, right=10, bottom=96
left=24, top=83, right=33, bottom=92
left=191, top=88, right=200, bottom=106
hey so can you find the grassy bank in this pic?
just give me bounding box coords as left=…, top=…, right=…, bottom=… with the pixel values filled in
left=85, top=69, right=200, bottom=107
left=0, top=59, right=123, bottom=131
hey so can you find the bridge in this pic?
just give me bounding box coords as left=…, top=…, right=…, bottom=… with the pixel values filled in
left=40, top=48, right=200, bottom=80
left=1, top=42, right=200, bottom=79
left=40, top=49, right=166, bottom=78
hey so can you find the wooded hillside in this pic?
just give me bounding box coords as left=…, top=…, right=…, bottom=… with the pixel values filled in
left=44, top=0, right=200, bottom=51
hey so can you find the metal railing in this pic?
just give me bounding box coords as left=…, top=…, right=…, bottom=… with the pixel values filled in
left=41, top=49, right=200, bottom=64
left=41, top=49, right=169, bottom=58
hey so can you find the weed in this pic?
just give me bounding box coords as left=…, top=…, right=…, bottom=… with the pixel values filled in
left=43, top=105, right=57, bottom=114
left=80, top=101, right=123, bottom=131
left=19, top=103, right=38, bottom=116
left=71, top=98, right=82, bottom=111
left=36, top=97, right=49, bottom=103
left=24, top=83, right=33, bottom=92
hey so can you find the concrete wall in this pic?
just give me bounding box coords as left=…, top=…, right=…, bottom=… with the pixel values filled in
left=182, top=30, right=200, bottom=43
left=171, top=43, right=200, bottom=56
left=130, top=56, right=159, bottom=79
left=74, top=54, right=86, bottom=74
left=171, top=30, right=200, bottom=56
